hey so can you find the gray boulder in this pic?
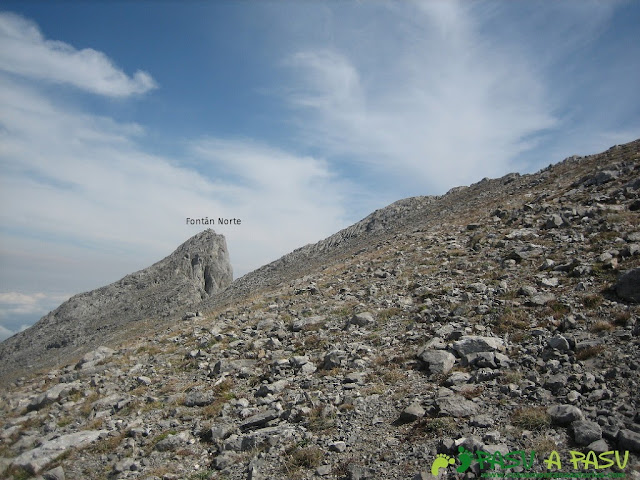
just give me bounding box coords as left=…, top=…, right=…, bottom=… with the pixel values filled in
left=571, top=420, right=602, bottom=445
left=27, top=381, right=81, bottom=411
left=400, top=403, right=426, bottom=422
left=615, top=268, right=640, bottom=303
left=547, top=335, right=571, bottom=352
left=417, top=349, right=456, bottom=374
left=292, top=315, right=326, bottom=332
left=548, top=404, right=584, bottom=425
left=617, top=429, right=640, bottom=453
left=453, top=336, right=504, bottom=355
left=436, top=395, right=479, bottom=417
left=350, top=312, right=376, bottom=327
left=12, top=430, right=106, bottom=474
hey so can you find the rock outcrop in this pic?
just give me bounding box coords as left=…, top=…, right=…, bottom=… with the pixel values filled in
left=0, top=229, right=232, bottom=383
left=0, top=140, right=639, bottom=480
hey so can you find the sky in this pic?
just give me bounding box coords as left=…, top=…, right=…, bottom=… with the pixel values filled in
left=0, top=1, right=639, bottom=341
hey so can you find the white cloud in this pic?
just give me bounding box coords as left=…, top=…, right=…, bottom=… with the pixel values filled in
left=0, top=292, right=70, bottom=316
left=0, top=12, right=156, bottom=97
left=0, top=59, right=351, bottom=294
left=0, top=325, right=15, bottom=342
left=282, top=1, right=634, bottom=194
left=0, top=323, right=30, bottom=342
left=188, top=138, right=351, bottom=274
left=0, top=292, right=68, bottom=341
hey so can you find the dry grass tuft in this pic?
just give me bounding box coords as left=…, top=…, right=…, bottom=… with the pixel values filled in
left=511, top=406, right=550, bottom=431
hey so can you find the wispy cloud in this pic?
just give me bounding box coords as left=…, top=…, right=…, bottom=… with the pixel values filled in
left=0, top=292, right=70, bottom=316
left=0, top=292, right=69, bottom=341
left=0, top=76, right=350, bottom=283
left=282, top=1, right=636, bottom=194
left=188, top=138, right=351, bottom=274
left=0, top=11, right=352, bottom=296
left=284, top=3, right=557, bottom=192
left=0, top=12, right=156, bottom=97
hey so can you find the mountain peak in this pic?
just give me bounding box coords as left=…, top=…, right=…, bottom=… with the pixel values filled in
left=0, top=229, right=233, bottom=382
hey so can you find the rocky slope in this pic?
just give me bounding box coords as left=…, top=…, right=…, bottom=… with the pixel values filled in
left=0, top=229, right=233, bottom=384
left=0, top=140, right=639, bottom=480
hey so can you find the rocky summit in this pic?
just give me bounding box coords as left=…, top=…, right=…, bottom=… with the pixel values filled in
left=1, top=140, right=639, bottom=480
left=0, top=229, right=233, bottom=384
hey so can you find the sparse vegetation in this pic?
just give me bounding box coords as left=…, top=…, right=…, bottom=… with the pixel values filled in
left=494, top=308, right=529, bottom=334
left=511, top=407, right=550, bottom=431
left=306, top=405, right=336, bottom=432
left=3, top=466, right=32, bottom=480
left=583, top=294, right=604, bottom=309
left=614, top=311, right=631, bottom=326
left=284, top=445, right=324, bottom=473
left=547, top=301, right=571, bottom=319
left=408, top=416, right=458, bottom=438
left=531, top=436, right=557, bottom=456
left=576, top=344, right=606, bottom=360
left=591, top=320, right=614, bottom=332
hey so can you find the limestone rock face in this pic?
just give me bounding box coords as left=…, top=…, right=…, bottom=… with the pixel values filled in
left=0, top=229, right=232, bottom=382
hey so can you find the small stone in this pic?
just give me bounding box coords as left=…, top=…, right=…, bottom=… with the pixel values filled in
left=136, top=376, right=152, bottom=386
left=114, top=457, right=137, bottom=473
left=615, top=268, right=640, bottom=303
left=184, top=391, right=215, bottom=407
left=290, top=356, right=310, bottom=368
left=528, top=293, right=556, bottom=306
left=567, top=391, right=581, bottom=403
left=323, top=350, right=348, bottom=369
left=155, top=432, right=189, bottom=452
left=42, top=466, right=65, bottom=480
left=519, top=285, right=538, bottom=297
left=445, top=371, right=472, bottom=386
left=470, top=415, right=494, bottom=428
left=214, top=451, right=238, bottom=470
left=417, top=349, right=456, bottom=375
left=400, top=403, right=425, bottom=422
left=617, top=429, right=640, bottom=453
left=547, top=335, right=570, bottom=351
left=547, top=405, right=584, bottom=425
left=240, top=409, right=279, bottom=431
left=350, top=312, right=375, bottom=327
left=469, top=283, right=487, bottom=293
left=210, top=424, right=233, bottom=441
left=453, top=336, right=504, bottom=355
left=292, top=315, right=326, bottom=332
left=300, top=362, right=317, bottom=375
left=544, top=214, right=566, bottom=229
left=571, top=420, right=602, bottom=445
left=540, top=277, right=559, bottom=287
left=587, top=439, right=610, bottom=454
left=329, top=441, right=347, bottom=453
left=317, top=464, right=332, bottom=476
left=436, top=395, right=479, bottom=418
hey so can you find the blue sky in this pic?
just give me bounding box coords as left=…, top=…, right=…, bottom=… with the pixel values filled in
left=1, top=1, right=639, bottom=341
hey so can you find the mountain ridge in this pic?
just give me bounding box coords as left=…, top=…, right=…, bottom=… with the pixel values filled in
left=0, top=139, right=639, bottom=479
left=0, top=229, right=233, bottom=384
